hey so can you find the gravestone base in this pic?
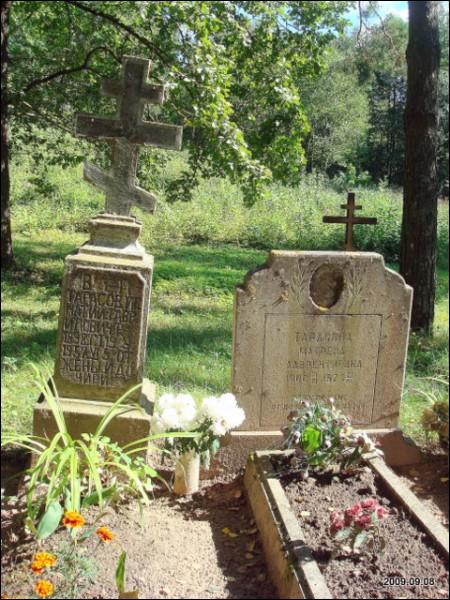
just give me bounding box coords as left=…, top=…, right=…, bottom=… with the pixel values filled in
left=33, top=379, right=155, bottom=451
left=366, top=428, right=425, bottom=466
left=203, top=427, right=424, bottom=478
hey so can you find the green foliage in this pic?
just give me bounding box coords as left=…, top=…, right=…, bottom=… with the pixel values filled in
left=1, top=171, right=448, bottom=449
left=36, top=501, right=64, bottom=540
left=53, top=538, right=98, bottom=599
left=115, top=551, right=127, bottom=596
left=419, top=378, right=449, bottom=448
left=10, top=160, right=449, bottom=266
left=281, top=399, right=381, bottom=473
left=301, top=47, right=369, bottom=174
left=8, top=0, right=350, bottom=202
left=1, top=369, right=196, bottom=531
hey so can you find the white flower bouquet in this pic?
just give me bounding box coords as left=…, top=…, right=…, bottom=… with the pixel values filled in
left=151, top=392, right=245, bottom=467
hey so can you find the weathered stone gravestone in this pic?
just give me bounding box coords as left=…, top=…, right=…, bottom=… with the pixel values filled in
left=33, top=56, right=182, bottom=445
left=229, top=195, right=417, bottom=466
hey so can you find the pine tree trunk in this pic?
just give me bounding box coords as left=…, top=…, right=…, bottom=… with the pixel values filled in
left=400, top=1, right=441, bottom=333
left=1, top=1, right=14, bottom=270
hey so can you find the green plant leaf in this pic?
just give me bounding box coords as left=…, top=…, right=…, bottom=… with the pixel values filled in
left=354, top=531, right=368, bottom=549
left=82, top=485, right=117, bottom=508
left=115, top=551, right=127, bottom=594
left=301, top=424, right=322, bottom=453
left=334, top=527, right=352, bottom=541
left=36, top=500, right=63, bottom=539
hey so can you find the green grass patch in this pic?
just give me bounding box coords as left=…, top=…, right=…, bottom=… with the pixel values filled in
left=2, top=161, right=449, bottom=446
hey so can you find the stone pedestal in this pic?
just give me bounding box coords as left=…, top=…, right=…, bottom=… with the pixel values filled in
left=33, top=213, right=156, bottom=445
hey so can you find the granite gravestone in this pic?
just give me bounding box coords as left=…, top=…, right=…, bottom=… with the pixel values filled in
left=33, top=56, right=182, bottom=445
left=227, top=196, right=416, bottom=466
left=232, top=250, right=412, bottom=431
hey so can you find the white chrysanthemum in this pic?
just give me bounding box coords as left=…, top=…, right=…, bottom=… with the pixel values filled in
left=151, top=393, right=199, bottom=432
left=218, top=393, right=245, bottom=429
left=200, top=396, right=222, bottom=421
left=157, top=393, right=176, bottom=411
left=200, top=393, right=245, bottom=436
left=210, top=421, right=227, bottom=437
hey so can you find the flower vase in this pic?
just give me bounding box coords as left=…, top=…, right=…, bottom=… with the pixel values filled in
left=173, top=450, right=200, bottom=495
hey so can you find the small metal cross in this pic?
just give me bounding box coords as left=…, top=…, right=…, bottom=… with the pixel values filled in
left=323, top=192, right=377, bottom=251
left=75, top=56, right=182, bottom=215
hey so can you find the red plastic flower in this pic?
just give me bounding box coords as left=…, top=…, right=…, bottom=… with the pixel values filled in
left=344, top=502, right=362, bottom=525
left=361, top=498, right=378, bottom=510
left=376, top=505, right=389, bottom=519
left=355, top=514, right=372, bottom=529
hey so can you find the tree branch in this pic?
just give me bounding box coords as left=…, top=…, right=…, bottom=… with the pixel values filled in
left=22, top=45, right=120, bottom=94
left=66, top=0, right=170, bottom=67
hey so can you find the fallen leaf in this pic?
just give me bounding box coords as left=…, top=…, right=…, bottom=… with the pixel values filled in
left=246, top=540, right=256, bottom=552
left=222, top=527, right=238, bottom=538
left=245, top=552, right=254, bottom=560
left=244, top=527, right=258, bottom=535
left=234, top=490, right=243, bottom=499
left=440, top=477, right=449, bottom=483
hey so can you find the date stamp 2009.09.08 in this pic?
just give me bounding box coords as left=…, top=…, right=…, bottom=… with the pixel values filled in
left=382, top=577, right=437, bottom=587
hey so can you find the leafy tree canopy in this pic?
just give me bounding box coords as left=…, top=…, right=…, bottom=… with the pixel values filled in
left=8, top=0, right=350, bottom=202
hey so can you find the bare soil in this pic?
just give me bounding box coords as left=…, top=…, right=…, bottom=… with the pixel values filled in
left=1, top=454, right=277, bottom=600
left=393, top=450, right=449, bottom=529
left=275, top=455, right=449, bottom=600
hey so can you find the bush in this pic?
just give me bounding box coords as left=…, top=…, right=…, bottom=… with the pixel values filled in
left=10, top=155, right=449, bottom=266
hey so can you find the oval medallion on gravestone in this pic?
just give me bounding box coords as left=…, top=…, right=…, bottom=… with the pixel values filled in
left=309, top=264, right=344, bottom=309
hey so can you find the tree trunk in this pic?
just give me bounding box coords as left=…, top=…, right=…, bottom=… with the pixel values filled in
left=1, top=1, right=14, bottom=270
left=400, top=1, right=441, bottom=333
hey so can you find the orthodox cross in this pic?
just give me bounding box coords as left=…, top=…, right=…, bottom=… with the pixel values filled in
left=75, top=56, right=182, bottom=215
left=323, top=192, right=377, bottom=251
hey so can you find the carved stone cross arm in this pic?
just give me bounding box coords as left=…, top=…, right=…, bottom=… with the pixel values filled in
left=74, top=56, right=182, bottom=216
left=75, top=115, right=182, bottom=149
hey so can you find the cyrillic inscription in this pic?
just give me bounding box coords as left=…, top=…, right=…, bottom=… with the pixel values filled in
left=57, top=268, right=144, bottom=387
left=261, top=314, right=382, bottom=425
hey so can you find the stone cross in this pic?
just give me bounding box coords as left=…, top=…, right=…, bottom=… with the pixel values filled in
left=75, top=56, right=183, bottom=215
left=323, top=192, right=377, bottom=251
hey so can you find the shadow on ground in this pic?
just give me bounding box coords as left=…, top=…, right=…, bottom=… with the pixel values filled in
left=170, top=476, right=279, bottom=599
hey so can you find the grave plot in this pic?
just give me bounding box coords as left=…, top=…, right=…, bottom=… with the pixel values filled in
left=245, top=449, right=449, bottom=600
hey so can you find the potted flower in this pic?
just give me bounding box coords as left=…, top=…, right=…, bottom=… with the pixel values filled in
left=151, top=392, right=245, bottom=494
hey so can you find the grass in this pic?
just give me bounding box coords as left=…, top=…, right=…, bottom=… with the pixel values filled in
left=2, top=159, right=449, bottom=446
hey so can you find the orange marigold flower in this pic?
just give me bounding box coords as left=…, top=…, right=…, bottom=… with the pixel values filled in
left=33, top=552, right=57, bottom=568
left=96, top=526, right=114, bottom=542
left=62, top=511, right=85, bottom=528
left=35, top=579, right=54, bottom=598
left=31, top=561, right=44, bottom=574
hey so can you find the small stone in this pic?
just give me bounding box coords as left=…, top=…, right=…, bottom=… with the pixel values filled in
left=300, top=511, right=311, bottom=518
